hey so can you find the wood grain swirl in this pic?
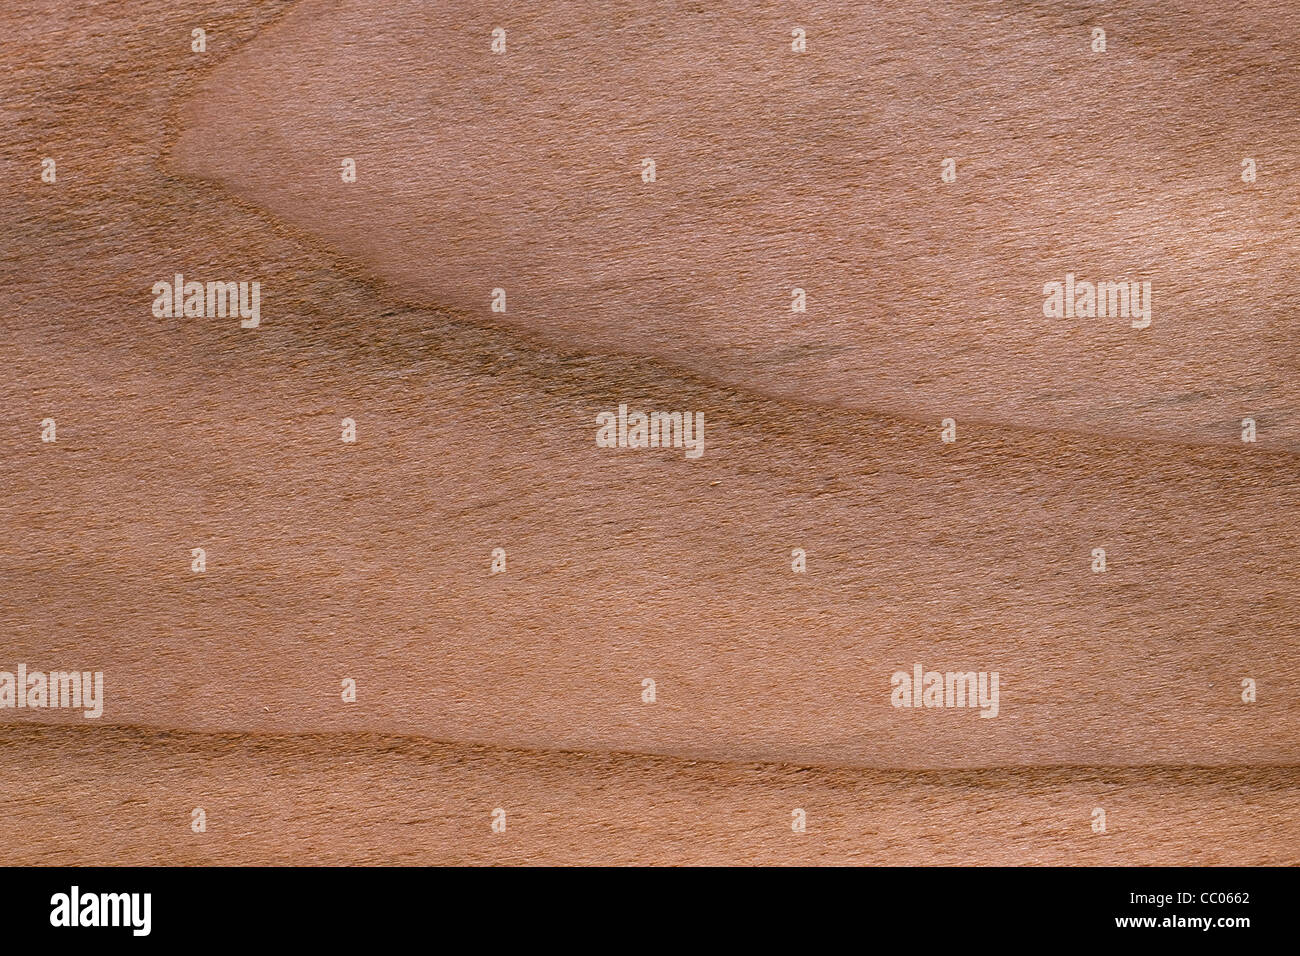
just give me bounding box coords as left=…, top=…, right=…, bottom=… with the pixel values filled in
left=1, top=0, right=1297, bottom=864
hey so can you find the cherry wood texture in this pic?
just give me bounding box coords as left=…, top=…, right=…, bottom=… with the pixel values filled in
left=1, top=0, right=1297, bottom=864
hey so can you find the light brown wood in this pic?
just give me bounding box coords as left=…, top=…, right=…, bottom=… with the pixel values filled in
left=1, top=0, right=1297, bottom=864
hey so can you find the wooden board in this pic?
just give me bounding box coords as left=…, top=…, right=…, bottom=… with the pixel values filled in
left=1, top=0, right=1297, bottom=864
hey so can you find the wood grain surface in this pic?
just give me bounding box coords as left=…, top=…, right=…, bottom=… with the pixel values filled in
left=2, top=0, right=1297, bottom=865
